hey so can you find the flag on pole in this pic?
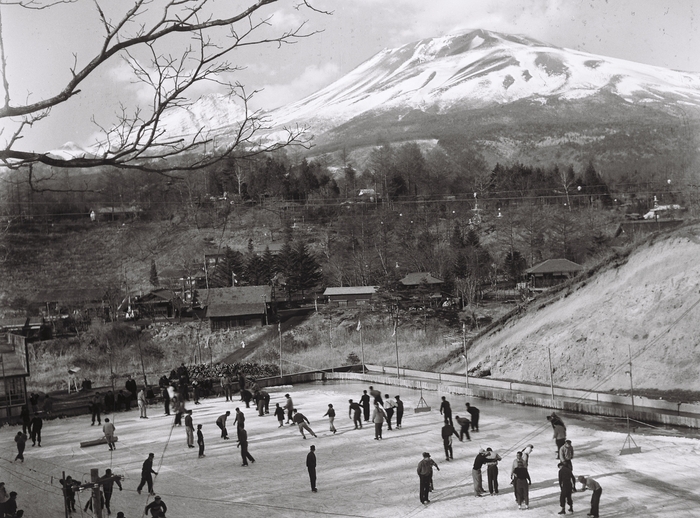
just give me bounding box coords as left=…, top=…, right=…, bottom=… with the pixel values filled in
left=356, top=319, right=362, bottom=331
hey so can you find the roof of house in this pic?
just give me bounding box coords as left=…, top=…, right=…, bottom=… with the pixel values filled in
left=199, top=286, right=272, bottom=318
left=399, top=272, right=444, bottom=286
left=526, top=259, right=583, bottom=275
left=0, top=317, right=29, bottom=330
left=139, top=289, right=177, bottom=302
left=0, top=343, right=29, bottom=377
left=323, top=286, right=378, bottom=296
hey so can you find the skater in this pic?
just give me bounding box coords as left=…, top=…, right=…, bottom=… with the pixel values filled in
left=369, top=386, right=382, bottom=405
left=439, top=396, right=453, bottom=426
left=185, top=410, right=195, bottom=448
left=20, top=405, right=30, bottom=435
left=125, top=375, right=137, bottom=404
left=197, top=424, right=205, bottom=458
left=551, top=419, right=567, bottom=459
left=472, top=449, right=488, bottom=497
left=383, top=394, right=396, bottom=430
left=103, top=418, right=116, bottom=450
left=137, top=387, right=148, bottom=418
left=258, top=389, right=270, bottom=414
left=100, top=468, right=122, bottom=515
left=512, top=459, right=531, bottom=510
left=42, top=394, right=54, bottom=415
left=441, top=421, right=459, bottom=461
left=360, top=390, right=371, bottom=422
left=90, top=392, right=102, bottom=425
left=348, top=399, right=363, bottom=429
left=292, top=409, right=317, bottom=439
left=237, top=428, right=255, bottom=466
left=162, top=385, right=170, bottom=415
left=485, top=447, right=502, bottom=495
left=465, top=402, right=479, bottom=431
left=577, top=475, right=602, bottom=518
left=511, top=445, right=534, bottom=502
left=557, top=462, right=574, bottom=514
left=3, top=492, right=22, bottom=518
left=417, top=452, right=439, bottom=504
left=274, top=403, right=285, bottom=427
left=559, top=440, right=577, bottom=488
left=221, top=374, right=232, bottom=401
left=116, top=390, right=126, bottom=412
left=174, top=396, right=185, bottom=426
left=14, top=431, right=27, bottom=462
left=322, top=404, right=337, bottom=434
left=284, top=394, right=294, bottom=424
left=455, top=415, right=470, bottom=441
left=104, top=390, right=115, bottom=413
left=371, top=401, right=387, bottom=440
left=144, top=495, right=167, bottom=517
left=306, top=445, right=317, bottom=492
left=216, top=411, right=230, bottom=439
left=395, top=395, right=404, bottom=428
left=136, top=453, right=158, bottom=495
left=60, top=475, right=79, bottom=512
left=234, top=407, right=246, bottom=437
left=30, top=414, right=42, bottom=446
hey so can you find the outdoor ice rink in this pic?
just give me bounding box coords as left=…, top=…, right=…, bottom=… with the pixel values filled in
left=2, top=380, right=699, bottom=517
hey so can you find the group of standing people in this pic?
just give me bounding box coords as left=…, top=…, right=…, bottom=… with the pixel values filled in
left=0, top=481, right=23, bottom=517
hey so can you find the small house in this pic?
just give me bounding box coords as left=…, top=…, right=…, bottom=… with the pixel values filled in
left=323, top=286, right=378, bottom=307
left=399, top=272, right=444, bottom=289
left=526, top=259, right=583, bottom=289
left=199, top=286, right=273, bottom=331
left=0, top=333, right=30, bottom=421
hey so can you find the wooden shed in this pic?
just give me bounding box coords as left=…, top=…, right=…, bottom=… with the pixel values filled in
left=323, top=286, right=378, bottom=307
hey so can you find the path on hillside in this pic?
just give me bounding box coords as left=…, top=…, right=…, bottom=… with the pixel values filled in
left=221, top=307, right=315, bottom=364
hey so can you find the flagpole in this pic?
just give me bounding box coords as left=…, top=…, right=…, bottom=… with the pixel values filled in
left=359, top=319, right=365, bottom=375
left=278, top=322, right=283, bottom=378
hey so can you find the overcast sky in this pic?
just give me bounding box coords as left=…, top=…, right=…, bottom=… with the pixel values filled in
left=2, top=0, right=699, bottom=152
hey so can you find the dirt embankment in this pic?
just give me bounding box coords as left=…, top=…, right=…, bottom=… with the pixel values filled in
left=443, top=225, right=700, bottom=392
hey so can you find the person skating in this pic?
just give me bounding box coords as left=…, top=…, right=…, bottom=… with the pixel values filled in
left=465, top=402, right=479, bottom=431
left=360, top=390, right=371, bottom=422
left=578, top=475, right=602, bottom=518
left=348, top=399, right=363, bottom=429
left=454, top=415, right=470, bottom=441
left=383, top=394, right=396, bottom=430
left=161, top=385, right=171, bottom=416
left=30, top=414, right=42, bottom=447
left=138, top=387, right=148, bottom=419
left=395, top=395, right=404, bottom=428
left=559, top=439, right=577, bottom=489
left=237, top=428, right=256, bottom=466
left=90, top=392, right=102, bottom=425
left=234, top=407, right=246, bottom=436
left=292, top=409, right=317, bottom=439
left=472, top=449, right=488, bottom=496
left=100, top=468, right=122, bottom=515
left=512, top=459, right=531, bottom=510
left=322, top=404, right=337, bottom=434
left=14, top=431, right=27, bottom=462
left=185, top=410, right=195, bottom=448
left=369, top=386, right=382, bottom=405
left=116, top=390, right=126, bottom=412
left=125, top=375, right=137, bottom=405
left=103, top=418, right=117, bottom=451
left=284, top=394, right=294, bottom=424
left=558, top=462, right=574, bottom=514
left=216, top=411, right=230, bottom=439
left=197, top=424, right=205, bottom=458
left=441, top=421, right=459, bottom=460
left=371, top=401, right=387, bottom=440
left=511, top=445, right=534, bottom=502
left=220, top=374, right=232, bottom=401
left=306, top=445, right=318, bottom=492
left=439, top=396, right=453, bottom=426
left=259, top=389, right=270, bottom=414
left=144, top=495, right=167, bottom=517
left=417, top=452, right=439, bottom=504
left=20, top=405, right=30, bottom=435
left=485, top=447, right=502, bottom=495
left=3, top=491, right=22, bottom=518
left=274, top=403, right=285, bottom=427
left=136, top=453, right=158, bottom=495
left=173, top=396, right=185, bottom=426
left=59, top=476, right=79, bottom=512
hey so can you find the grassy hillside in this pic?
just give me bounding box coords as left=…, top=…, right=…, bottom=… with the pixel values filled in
left=438, top=222, right=700, bottom=392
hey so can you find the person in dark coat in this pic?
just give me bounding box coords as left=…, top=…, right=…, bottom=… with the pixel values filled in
left=472, top=449, right=488, bottom=496
left=144, top=495, right=167, bottom=517
left=306, top=445, right=317, bottom=492
left=440, top=396, right=453, bottom=426
left=29, top=392, right=39, bottom=413
left=368, top=386, right=382, bottom=405
left=100, top=468, right=122, bottom=515
left=237, top=428, right=255, bottom=466
left=360, top=390, right=371, bottom=422
left=395, top=395, right=404, bottom=428
left=292, top=409, right=317, bottom=439
left=284, top=394, right=294, bottom=424
left=466, top=402, right=480, bottom=431
left=116, top=390, right=126, bottom=412
left=234, top=408, right=246, bottom=437
left=30, top=415, right=43, bottom=447
left=417, top=452, right=439, bottom=504
left=136, top=453, right=158, bottom=495
left=3, top=491, right=21, bottom=518
left=90, top=393, right=102, bottom=425
left=441, top=422, right=459, bottom=460
left=512, top=459, right=531, bottom=510
left=20, top=405, right=31, bottom=435
left=348, top=399, right=363, bottom=429
left=125, top=375, right=137, bottom=402
left=14, top=431, right=27, bottom=462
left=240, top=388, right=252, bottom=408
left=162, top=386, right=170, bottom=415
left=455, top=415, right=470, bottom=441
left=197, top=424, right=205, bottom=458
left=557, top=462, right=574, bottom=514
left=216, top=411, right=230, bottom=439
left=104, top=391, right=115, bottom=413
left=485, top=447, right=502, bottom=495
left=274, top=403, right=285, bottom=427
left=60, top=476, right=78, bottom=512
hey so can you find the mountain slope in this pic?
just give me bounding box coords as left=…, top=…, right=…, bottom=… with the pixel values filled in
left=443, top=224, right=700, bottom=391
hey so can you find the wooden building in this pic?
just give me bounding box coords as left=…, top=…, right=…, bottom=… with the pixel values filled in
left=526, top=259, right=583, bottom=289
left=200, top=286, right=273, bottom=331
left=0, top=333, right=30, bottom=421
left=399, top=272, right=444, bottom=288
left=323, top=286, right=378, bottom=307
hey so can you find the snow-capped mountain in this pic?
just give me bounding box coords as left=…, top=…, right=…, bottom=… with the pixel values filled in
left=269, top=29, right=700, bottom=132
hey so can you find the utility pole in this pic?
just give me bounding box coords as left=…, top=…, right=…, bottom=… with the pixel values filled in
left=547, top=347, right=555, bottom=400
left=627, top=343, right=635, bottom=411
left=393, top=304, right=400, bottom=379
left=278, top=322, right=283, bottom=377
left=462, top=323, right=469, bottom=389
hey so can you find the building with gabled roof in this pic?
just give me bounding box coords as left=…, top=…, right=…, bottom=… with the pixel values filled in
left=0, top=333, right=30, bottom=421
left=323, top=286, right=378, bottom=307
left=198, top=286, right=273, bottom=331
left=399, top=272, right=444, bottom=287
left=526, top=258, right=583, bottom=288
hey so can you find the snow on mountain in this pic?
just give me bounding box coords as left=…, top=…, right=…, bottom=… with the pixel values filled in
left=267, top=29, right=700, bottom=131
left=46, top=141, right=93, bottom=160
left=158, top=94, right=247, bottom=138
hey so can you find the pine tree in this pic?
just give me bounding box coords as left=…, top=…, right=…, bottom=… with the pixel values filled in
left=289, top=241, right=322, bottom=299
left=149, top=259, right=159, bottom=287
